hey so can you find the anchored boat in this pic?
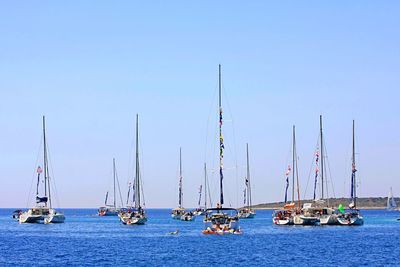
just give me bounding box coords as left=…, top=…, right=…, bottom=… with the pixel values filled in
left=194, top=163, right=212, bottom=216
left=239, top=143, right=256, bottom=219
left=98, top=158, right=123, bottom=216
left=171, top=148, right=195, bottom=221
left=202, top=65, right=241, bottom=235
left=119, top=114, right=147, bottom=225
left=387, top=187, right=398, bottom=211
left=19, top=116, right=65, bottom=224
left=273, top=126, right=300, bottom=225
left=337, top=120, right=364, bottom=226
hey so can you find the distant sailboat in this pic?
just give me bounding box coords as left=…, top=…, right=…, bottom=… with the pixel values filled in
left=171, top=148, right=194, bottom=221
left=337, top=120, right=364, bottom=226
left=19, top=116, right=65, bottom=224
left=194, top=163, right=212, bottom=216
left=203, top=65, right=241, bottom=235
left=98, top=158, right=122, bottom=216
left=238, top=143, right=256, bottom=219
left=387, top=187, right=397, bottom=211
left=118, top=114, right=147, bottom=225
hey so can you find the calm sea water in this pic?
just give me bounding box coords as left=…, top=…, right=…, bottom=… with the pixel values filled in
left=0, top=209, right=399, bottom=266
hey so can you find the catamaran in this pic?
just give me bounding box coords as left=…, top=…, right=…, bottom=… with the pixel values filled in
left=273, top=126, right=301, bottom=225
left=98, top=158, right=122, bottom=216
left=118, top=114, right=147, bottom=225
left=239, top=143, right=256, bottom=219
left=387, top=187, right=398, bottom=211
left=337, top=120, right=364, bottom=226
left=19, top=116, right=65, bottom=224
left=171, top=148, right=194, bottom=221
left=203, top=65, right=241, bottom=235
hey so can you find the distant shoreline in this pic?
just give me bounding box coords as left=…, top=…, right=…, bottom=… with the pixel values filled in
left=250, top=197, right=399, bottom=210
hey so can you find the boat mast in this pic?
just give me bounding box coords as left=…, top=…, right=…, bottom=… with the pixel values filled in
left=135, top=114, right=141, bottom=209
left=43, top=116, right=51, bottom=208
left=218, top=64, right=224, bottom=207
left=113, top=158, right=116, bottom=208
left=204, top=163, right=207, bottom=209
left=294, top=126, right=301, bottom=209
left=179, top=147, right=183, bottom=208
left=246, top=143, right=252, bottom=209
left=320, top=115, right=324, bottom=200
left=292, top=126, right=295, bottom=203
left=352, top=120, right=357, bottom=208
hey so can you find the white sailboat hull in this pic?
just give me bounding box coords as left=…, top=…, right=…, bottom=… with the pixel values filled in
left=337, top=213, right=364, bottom=226
left=180, top=214, right=195, bottom=221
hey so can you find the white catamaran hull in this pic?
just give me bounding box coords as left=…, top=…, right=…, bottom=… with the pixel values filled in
left=319, top=214, right=339, bottom=225
left=239, top=212, right=256, bottom=219
left=19, top=214, right=43, bottom=224
left=45, top=213, right=65, bottom=224
left=293, top=214, right=319, bottom=225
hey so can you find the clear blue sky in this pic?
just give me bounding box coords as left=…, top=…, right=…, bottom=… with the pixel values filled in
left=1, top=1, right=399, bottom=208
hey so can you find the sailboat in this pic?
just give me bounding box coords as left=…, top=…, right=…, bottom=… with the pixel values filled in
left=19, top=116, right=65, bottom=224
left=118, top=114, right=147, bottom=225
left=309, top=116, right=339, bottom=225
left=273, top=126, right=300, bottom=225
left=194, top=163, right=212, bottom=216
left=337, top=120, right=364, bottom=226
left=203, top=65, right=241, bottom=235
left=171, top=148, right=194, bottom=221
left=193, top=184, right=205, bottom=216
left=98, top=158, right=122, bottom=216
left=387, top=187, right=398, bottom=211
left=239, top=143, right=256, bottom=219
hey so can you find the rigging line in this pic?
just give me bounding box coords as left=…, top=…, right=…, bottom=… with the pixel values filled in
left=204, top=83, right=218, bottom=163
left=303, top=136, right=320, bottom=200
left=138, top=129, right=146, bottom=207
left=323, top=141, right=336, bottom=199
left=115, top=167, right=124, bottom=208
left=26, top=136, right=43, bottom=208
left=321, top=137, right=330, bottom=203
left=127, top=116, right=136, bottom=191
left=47, top=143, right=61, bottom=208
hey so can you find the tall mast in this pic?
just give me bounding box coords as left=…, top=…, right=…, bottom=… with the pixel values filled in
left=135, top=114, right=140, bottom=209
left=113, top=158, right=116, bottom=208
left=204, top=163, right=207, bottom=209
left=43, top=116, right=51, bottom=208
left=320, top=115, right=324, bottom=200
left=294, top=126, right=301, bottom=209
left=178, top=147, right=183, bottom=208
left=292, top=126, right=295, bottom=203
left=219, top=64, right=224, bottom=207
left=352, top=120, right=356, bottom=208
left=246, top=143, right=252, bottom=209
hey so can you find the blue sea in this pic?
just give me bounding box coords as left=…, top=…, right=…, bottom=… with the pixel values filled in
left=0, top=209, right=399, bottom=266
